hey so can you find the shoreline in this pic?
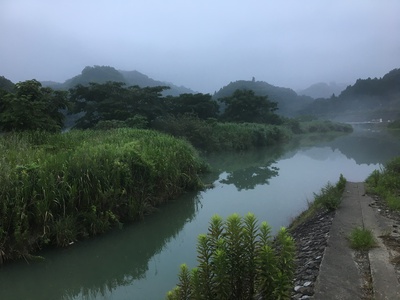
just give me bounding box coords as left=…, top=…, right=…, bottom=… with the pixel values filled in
left=289, top=182, right=400, bottom=299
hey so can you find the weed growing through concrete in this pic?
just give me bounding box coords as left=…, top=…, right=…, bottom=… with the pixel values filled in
left=349, top=227, right=377, bottom=251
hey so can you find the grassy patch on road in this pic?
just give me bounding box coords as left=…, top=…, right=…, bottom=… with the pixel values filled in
left=349, top=227, right=377, bottom=251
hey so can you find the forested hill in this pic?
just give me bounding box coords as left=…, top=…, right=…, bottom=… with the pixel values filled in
left=42, top=66, right=195, bottom=96
left=0, top=76, right=15, bottom=93
left=297, top=82, right=348, bottom=99
left=213, top=80, right=314, bottom=117
left=300, top=68, right=400, bottom=122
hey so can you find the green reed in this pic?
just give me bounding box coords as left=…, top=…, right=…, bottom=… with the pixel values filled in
left=0, top=129, right=207, bottom=262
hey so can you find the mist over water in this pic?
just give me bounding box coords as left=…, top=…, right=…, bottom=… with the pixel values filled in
left=1, top=125, right=399, bottom=300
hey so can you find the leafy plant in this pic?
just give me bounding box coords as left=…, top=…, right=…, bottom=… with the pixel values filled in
left=166, top=213, right=295, bottom=300
left=349, top=227, right=377, bottom=251
left=365, top=157, right=400, bottom=211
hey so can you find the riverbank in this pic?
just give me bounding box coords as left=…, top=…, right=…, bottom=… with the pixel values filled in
left=289, top=182, right=400, bottom=299
left=0, top=129, right=207, bottom=263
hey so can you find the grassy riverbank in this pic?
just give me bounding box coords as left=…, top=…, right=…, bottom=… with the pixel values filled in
left=289, top=174, right=347, bottom=230
left=153, top=115, right=352, bottom=152
left=0, top=119, right=352, bottom=263
left=0, top=129, right=207, bottom=263
left=366, top=157, right=400, bottom=210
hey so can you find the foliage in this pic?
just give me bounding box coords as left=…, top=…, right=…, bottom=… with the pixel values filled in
left=220, top=89, right=283, bottom=125
left=297, top=120, right=353, bottom=134
left=313, top=174, right=347, bottom=211
left=63, top=65, right=126, bottom=89
left=387, top=119, right=400, bottom=129
left=365, top=157, right=400, bottom=210
left=349, top=227, right=377, bottom=251
left=300, top=68, right=400, bottom=120
left=213, top=80, right=313, bottom=117
left=0, top=80, right=68, bottom=132
left=153, top=114, right=290, bottom=152
left=0, top=75, right=15, bottom=93
left=69, top=81, right=168, bottom=129
left=166, top=213, right=295, bottom=300
left=0, top=129, right=207, bottom=263
left=164, top=93, right=219, bottom=119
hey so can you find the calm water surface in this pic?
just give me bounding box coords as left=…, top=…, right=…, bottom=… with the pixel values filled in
left=1, top=125, right=400, bottom=300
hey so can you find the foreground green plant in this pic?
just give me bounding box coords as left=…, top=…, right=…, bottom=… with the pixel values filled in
left=366, top=157, right=400, bottom=210
left=166, top=213, right=295, bottom=300
left=0, top=129, right=207, bottom=263
left=349, top=227, right=377, bottom=251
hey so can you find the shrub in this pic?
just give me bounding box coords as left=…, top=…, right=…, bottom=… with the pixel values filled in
left=349, top=227, right=377, bottom=251
left=166, top=213, right=295, bottom=300
left=314, top=174, right=346, bottom=211
left=153, top=114, right=290, bottom=152
left=365, top=157, right=400, bottom=210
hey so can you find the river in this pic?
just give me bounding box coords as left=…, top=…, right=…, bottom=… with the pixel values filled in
left=1, top=124, right=400, bottom=300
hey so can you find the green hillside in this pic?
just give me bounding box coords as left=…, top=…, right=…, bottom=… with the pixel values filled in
left=301, top=68, right=400, bottom=121
left=213, top=80, right=314, bottom=117
left=0, top=76, right=15, bottom=93
left=41, top=65, right=195, bottom=96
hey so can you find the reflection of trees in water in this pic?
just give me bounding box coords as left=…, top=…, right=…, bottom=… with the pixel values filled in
left=0, top=192, right=201, bottom=300
left=220, top=163, right=279, bottom=190
left=322, top=128, right=400, bottom=165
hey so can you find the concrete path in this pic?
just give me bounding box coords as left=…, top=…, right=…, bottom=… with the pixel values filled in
left=313, top=182, right=400, bottom=300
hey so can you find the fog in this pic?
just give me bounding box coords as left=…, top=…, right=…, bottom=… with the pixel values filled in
left=1, top=0, right=400, bottom=93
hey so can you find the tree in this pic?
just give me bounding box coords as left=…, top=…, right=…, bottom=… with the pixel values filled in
left=0, top=80, right=68, bottom=132
left=164, top=93, right=219, bottom=119
left=220, top=89, right=282, bottom=124
left=0, top=76, right=15, bottom=93
left=69, top=82, right=169, bottom=129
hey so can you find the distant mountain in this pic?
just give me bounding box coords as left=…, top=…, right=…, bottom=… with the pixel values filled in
left=41, top=65, right=196, bottom=96
left=300, top=68, right=400, bottom=121
left=119, top=70, right=194, bottom=95
left=213, top=80, right=314, bottom=117
left=297, top=82, right=348, bottom=99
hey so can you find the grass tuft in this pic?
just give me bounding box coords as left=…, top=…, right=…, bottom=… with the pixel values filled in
left=349, top=227, right=377, bottom=251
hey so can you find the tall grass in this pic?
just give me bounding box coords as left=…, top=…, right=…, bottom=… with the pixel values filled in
left=0, top=129, right=207, bottom=262
left=153, top=115, right=291, bottom=152
left=289, top=175, right=347, bottom=230
left=366, top=157, right=400, bottom=210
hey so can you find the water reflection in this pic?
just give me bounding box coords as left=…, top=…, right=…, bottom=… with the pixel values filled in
left=1, top=125, right=400, bottom=300
left=0, top=192, right=201, bottom=300
left=220, top=164, right=279, bottom=190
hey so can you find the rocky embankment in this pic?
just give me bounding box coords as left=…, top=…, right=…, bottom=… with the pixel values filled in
left=289, top=209, right=335, bottom=299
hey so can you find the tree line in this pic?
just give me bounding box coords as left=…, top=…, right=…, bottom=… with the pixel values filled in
left=0, top=80, right=283, bottom=132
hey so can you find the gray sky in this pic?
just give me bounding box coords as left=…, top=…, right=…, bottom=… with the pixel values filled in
left=1, top=0, right=399, bottom=93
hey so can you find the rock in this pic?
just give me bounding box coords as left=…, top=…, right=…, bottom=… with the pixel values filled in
left=289, top=209, right=335, bottom=299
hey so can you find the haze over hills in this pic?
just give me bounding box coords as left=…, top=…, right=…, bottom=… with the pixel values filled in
left=300, top=68, right=400, bottom=122
left=41, top=66, right=196, bottom=96
left=213, top=79, right=314, bottom=117
left=2, top=65, right=400, bottom=122
left=297, top=82, right=348, bottom=99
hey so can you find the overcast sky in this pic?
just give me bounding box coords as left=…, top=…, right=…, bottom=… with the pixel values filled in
left=1, top=0, right=399, bottom=93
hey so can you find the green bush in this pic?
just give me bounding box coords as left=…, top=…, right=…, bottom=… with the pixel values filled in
left=349, top=227, right=377, bottom=251
left=153, top=114, right=291, bottom=152
left=290, top=175, right=347, bottom=230
left=166, top=213, right=295, bottom=300
left=314, top=174, right=346, bottom=211
left=365, top=157, right=400, bottom=210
